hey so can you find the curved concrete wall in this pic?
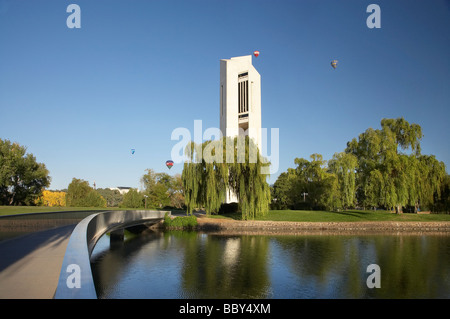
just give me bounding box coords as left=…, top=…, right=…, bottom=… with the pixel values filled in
left=54, top=210, right=169, bottom=299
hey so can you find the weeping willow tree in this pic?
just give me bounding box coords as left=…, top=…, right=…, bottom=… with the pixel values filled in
left=182, top=136, right=271, bottom=220
left=228, top=136, right=271, bottom=220
left=182, top=139, right=228, bottom=215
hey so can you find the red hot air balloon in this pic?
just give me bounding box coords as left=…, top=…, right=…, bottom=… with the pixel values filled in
left=253, top=50, right=260, bottom=57
left=166, top=160, right=174, bottom=169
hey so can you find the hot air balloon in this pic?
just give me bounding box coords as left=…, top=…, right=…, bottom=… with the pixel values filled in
left=131, top=149, right=135, bottom=154
left=253, top=50, right=260, bottom=57
left=331, top=60, right=338, bottom=69
left=166, top=160, right=174, bottom=169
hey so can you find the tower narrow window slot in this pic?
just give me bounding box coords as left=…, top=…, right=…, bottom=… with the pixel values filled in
left=238, top=72, right=249, bottom=115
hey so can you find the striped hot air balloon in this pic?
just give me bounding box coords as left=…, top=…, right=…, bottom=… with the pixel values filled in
left=166, top=160, right=174, bottom=169
left=331, top=60, right=338, bottom=69
left=253, top=50, right=260, bottom=57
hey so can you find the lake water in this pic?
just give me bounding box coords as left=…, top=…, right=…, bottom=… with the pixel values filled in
left=90, top=230, right=450, bottom=299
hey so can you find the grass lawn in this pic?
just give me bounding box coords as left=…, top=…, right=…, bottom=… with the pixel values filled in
left=0, top=206, right=166, bottom=216
left=207, top=209, right=450, bottom=222
left=0, top=206, right=112, bottom=216
left=1, top=206, right=449, bottom=222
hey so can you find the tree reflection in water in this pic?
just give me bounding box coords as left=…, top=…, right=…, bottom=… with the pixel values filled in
left=91, top=231, right=450, bottom=299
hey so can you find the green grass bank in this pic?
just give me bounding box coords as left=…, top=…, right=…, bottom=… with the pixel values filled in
left=1, top=206, right=449, bottom=223
left=205, top=209, right=450, bottom=222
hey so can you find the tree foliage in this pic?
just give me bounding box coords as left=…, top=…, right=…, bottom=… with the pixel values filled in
left=346, top=117, right=445, bottom=213
left=182, top=136, right=271, bottom=220
left=272, top=154, right=341, bottom=211
left=141, top=169, right=185, bottom=208
left=36, top=190, right=66, bottom=207
left=432, top=174, right=450, bottom=213
left=96, top=188, right=123, bottom=207
left=328, top=152, right=358, bottom=209
left=66, top=178, right=106, bottom=207
left=120, top=188, right=144, bottom=208
left=0, top=139, right=51, bottom=205
left=272, top=118, right=447, bottom=213
left=271, top=170, right=296, bottom=209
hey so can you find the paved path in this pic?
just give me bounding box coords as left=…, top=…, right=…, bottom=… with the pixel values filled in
left=0, top=224, right=76, bottom=299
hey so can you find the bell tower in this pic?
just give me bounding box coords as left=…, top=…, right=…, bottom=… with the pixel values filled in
left=220, top=55, right=262, bottom=203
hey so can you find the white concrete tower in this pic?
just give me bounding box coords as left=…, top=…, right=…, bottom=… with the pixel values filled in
left=220, top=55, right=262, bottom=203
left=220, top=55, right=262, bottom=154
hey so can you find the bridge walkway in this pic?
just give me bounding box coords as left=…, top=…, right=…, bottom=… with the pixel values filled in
left=0, top=210, right=178, bottom=299
left=0, top=224, right=76, bottom=299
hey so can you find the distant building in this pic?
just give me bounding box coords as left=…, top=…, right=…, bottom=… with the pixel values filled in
left=109, top=187, right=133, bottom=195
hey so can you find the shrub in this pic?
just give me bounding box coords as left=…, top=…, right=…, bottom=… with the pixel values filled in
left=163, top=212, right=198, bottom=230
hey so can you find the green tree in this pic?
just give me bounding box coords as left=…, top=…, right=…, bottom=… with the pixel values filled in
left=318, top=172, right=341, bottom=211
left=182, top=136, right=271, bottom=219
left=120, top=188, right=144, bottom=208
left=432, top=174, right=450, bottom=213
left=346, top=126, right=384, bottom=209
left=0, top=139, right=51, bottom=205
left=96, top=188, right=123, bottom=207
left=380, top=117, right=422, bottom=155
left=141, top=169, right=179, bottom=208
left=183, top=139, right=228, bottom=215
left=346, top=117, right=445, bottom=213
left=228, top=137, right=271, bottom=220
left=290, top=154, right=340, bottom=210
left=66, top=178, right=106, bottom=207
left=415, top=155, right=446, bottom=212
left=272, top=153, right=346, bottom=211
left=328, top=152, right=358, bottom=209
left=141, top=168, right=158, bottom=192
left=365, top=169, right=384, bottom=210
left=169, top=174, right=185, bottom=209
left=271, top=170, right=296, bottom=209
left=149, top=183, right=170, bottom=208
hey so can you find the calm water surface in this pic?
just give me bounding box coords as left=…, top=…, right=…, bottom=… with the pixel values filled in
left=91, top=230, right=450, bottom=299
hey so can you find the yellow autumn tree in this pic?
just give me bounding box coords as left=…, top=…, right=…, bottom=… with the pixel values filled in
left=36, top=190, right=67, bottom=207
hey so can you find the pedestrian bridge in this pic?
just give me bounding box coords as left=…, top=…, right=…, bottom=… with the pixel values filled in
left=54, top=210, right=169, bottom=299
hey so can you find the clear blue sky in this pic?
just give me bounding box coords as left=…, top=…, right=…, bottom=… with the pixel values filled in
left=1, top=0, right=449, bottom=190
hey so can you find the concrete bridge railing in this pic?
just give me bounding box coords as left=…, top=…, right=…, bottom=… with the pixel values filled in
left=54, top=210, right=170, bottom=299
